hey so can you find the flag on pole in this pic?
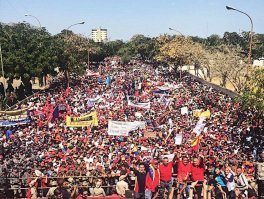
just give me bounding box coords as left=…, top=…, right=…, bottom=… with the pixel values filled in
left=191, top=135, right=202, bottom=152
left=50, top=106, right=59, bottom=122
left=87, top=100, right=94, bottom=108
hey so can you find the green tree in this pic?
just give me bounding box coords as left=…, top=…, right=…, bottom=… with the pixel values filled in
left=241, top=68, right=264, bottom=110
left=0, top=22, right=59, bottom=88
left=253, top=34, right=264, bottom=59
left=155, top=35, right=204, bottom=70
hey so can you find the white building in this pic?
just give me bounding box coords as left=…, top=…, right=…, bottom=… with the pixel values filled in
left=91, top=27, right=107, bottom=43
left=253, top=57, right=264, bottom=67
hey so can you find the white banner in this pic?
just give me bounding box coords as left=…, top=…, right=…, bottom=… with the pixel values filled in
left=181, top=106, right=188, bottom=115
left=193, top=117, right=206, bottom=136
left=108, top=120, right=146, bottom=136
left=127, top=121, right=145, bottom=131
left=86, top=69, right=100, bottom=77
left=157, top=86, right=170, bottom=91
left=174, top=134, right=183, bottom=145
left=127, top=100, right=150, bottom=109
left=88, top=95, right=101, bottom=102
left=162, top=154, right=175, bottom=161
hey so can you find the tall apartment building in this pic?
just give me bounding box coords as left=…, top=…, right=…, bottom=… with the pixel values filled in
left=91, top=27, right=108, bottom=43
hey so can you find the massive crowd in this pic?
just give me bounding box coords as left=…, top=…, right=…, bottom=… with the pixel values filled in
left=0, top=57, right=263, bottom=199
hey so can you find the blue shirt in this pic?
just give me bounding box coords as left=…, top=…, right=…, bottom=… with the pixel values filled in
left=215, top=174, right=226, bottom=187
left=6, top=129, right=13, bottom=139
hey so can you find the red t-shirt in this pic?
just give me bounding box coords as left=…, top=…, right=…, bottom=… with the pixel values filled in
left=159, top=162, right=173, bottom=181
left=177, top=161, right=192, bottom=182
left=191, top=164, right=205, bottom=181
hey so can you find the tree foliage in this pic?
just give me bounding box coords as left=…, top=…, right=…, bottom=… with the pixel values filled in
left=241, top=68, right=264, bottom=111
left=0, top=22, right=58, bottom=84
left=155, top=35, right=204, bottom=68
left=0, top=22, right=263, bottom=108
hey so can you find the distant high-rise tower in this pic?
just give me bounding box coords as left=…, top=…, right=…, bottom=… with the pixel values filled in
left=91, top=27, right=107, bottom=42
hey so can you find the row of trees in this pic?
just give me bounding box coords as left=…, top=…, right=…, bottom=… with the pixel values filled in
left=0, top=22, right=263, bottom=109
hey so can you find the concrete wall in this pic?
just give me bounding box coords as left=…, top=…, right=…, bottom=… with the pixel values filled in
left=187, top=73, right=240, bottom=98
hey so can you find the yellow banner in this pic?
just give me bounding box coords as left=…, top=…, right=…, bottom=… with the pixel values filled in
left=200, top=110, right=211, bottom=118
left=1, top=114, right=28, bottom=121
left=0, top=107, right=30, bottom=116
left=193, top=109, right=202, bottom=117
left=66, top=111, right=98, bottom=127
left=193, top=109, right=211, bottom=118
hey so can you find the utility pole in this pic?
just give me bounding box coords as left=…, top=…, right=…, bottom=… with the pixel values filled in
left=0, top=44, right=6, bottom=97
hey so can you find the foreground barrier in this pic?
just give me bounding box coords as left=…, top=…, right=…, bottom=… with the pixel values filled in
left=187, top=73, right=240, bottom=98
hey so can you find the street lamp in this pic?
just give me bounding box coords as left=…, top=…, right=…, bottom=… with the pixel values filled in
left=87, top=33, right=92, bottom=70
left=169, top=28, right=184, bottom=36
left=64, top=21, right=85, bottom=87
left=65, top=21, right=85, bottom=37
left=24, top=14, right=42, bottom=28
left=226, top=6, right=253, bottom=77
left=169, top=28, right=185, bottom=79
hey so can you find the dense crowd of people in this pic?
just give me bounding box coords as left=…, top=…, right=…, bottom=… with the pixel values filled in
left=0, top=57, right=263, bottom=199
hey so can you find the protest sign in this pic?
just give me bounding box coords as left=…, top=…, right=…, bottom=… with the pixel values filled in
left=181, top=107, right=188, bottom=115
left=127, top=121, right=145, bottom=131
left=162, top=154, right=175, bottom=161
left=88, top=96, right=101, bottom=102
left=0, top=107, right=30, bottom=116
left=0, top=118, right=31, bottom=127
left=193, top=109, right=211, bottom=118
left=108, top=120, right=130, bottom=136
left=108, top=120, right=146, bottom=136
left=200, top=110, right=211, bottom=118
left=66, top=111, right=98, bottom=127
left=128, top=100, right=150, bottom=109
left=144, top=132, right=156, bottom=138
left=193, top=117, right=206, bottom=136
left=174, top=134, right=183, bottom=145
left=86, top=69, right=100, bottom=77
left=157, top=86, right=170, bottom=91
left=193, top=109, right=202, bottom=117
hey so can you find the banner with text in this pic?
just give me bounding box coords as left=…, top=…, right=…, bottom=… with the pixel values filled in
left=193, top=109, right=211, bottom=118
left=108, top=120, right=146, bottom=136
left=175, top=134, right=183, bottom=145
left=66, top=111, right=98, bottom=127
left=0, top=118, right=31, bottom=127
left=127, top=100, right=150, bottom=109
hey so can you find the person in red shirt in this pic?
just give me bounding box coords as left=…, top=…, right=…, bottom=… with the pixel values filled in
left=159, top=157, right=174, bottom=193
left=145, top=159, right=160, bottom=199
left=191, top=156, right=205, bottom=199
left=177, top=155, right=192, bottom=198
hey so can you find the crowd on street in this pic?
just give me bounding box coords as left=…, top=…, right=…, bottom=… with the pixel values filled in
left=0, top=57, right=263, bottom=199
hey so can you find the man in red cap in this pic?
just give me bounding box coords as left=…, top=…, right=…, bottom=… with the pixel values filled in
left=145, top=159, right=160, bottom=199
